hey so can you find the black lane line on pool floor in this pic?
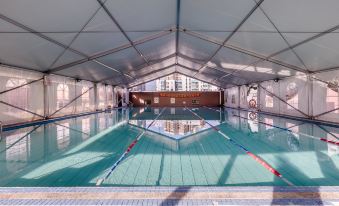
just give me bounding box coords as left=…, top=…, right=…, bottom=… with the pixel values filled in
left=185, top=107, right=294, bottom=186
left=96, top=107, right=167, bottom=186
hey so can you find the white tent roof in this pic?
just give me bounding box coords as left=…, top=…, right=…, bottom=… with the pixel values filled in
left=0, top=0, right=338, bottom=88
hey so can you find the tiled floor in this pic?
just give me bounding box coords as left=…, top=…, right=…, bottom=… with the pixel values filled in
left=0, top=187, right=339, bottom=205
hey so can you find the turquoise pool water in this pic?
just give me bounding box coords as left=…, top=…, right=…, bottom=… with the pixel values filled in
left=0, top=107, right=338, bottom=186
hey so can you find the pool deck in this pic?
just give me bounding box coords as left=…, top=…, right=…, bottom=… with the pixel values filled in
left=0, top=187, right=339, bottom=205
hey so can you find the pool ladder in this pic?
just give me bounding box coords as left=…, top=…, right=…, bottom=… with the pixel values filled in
left=0, top=121, right=2, bottom=141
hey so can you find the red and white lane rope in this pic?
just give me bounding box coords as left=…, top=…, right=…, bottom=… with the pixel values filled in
left=96, top=107, right=166, bottom=186
left=186, top=107, right=294, bottom=186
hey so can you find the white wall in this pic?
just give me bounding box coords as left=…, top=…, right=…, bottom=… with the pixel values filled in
left=225, top=72, right=339, bottom=124
left=0, top=66, right=116, bottom=125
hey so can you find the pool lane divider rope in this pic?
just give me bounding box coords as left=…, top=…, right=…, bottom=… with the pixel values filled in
left=96, top=107, right=166, bottom=186
left=185, top=107, right=294, bottom=186
left=234, top=114, right=339, bottom=146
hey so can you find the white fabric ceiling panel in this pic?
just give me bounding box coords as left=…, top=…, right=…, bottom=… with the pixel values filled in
left=288, top=33, right=339, bottom=71
left=0, top=19, right=25, bottom=32
left=254, top=60, right=299, bottom=77
left=229, top=32, right=289, bottom=56
left=220, top=74, right=247, bottom=86
left=132, top=57, right=176, bottom=77
left=178, top=32, right=219, bottom=60
left=195, top=32, right=231, bottom=44
left=129, top=66, right=176, bottom=87
left=127, top=32, right=161, bottom=42
left=271, top=49, right=308, bottom=71
left=45, top=33, right=78, bottom=47
left=151, top=58, right=176, bottom=70
left=235, top=69, right=278, bottom=83
left=136, top=33, right=175, bottom=61
left=55, top=61, right=120, bottom=83
left=260, top=0, right=339, bottom=33
left=228, top=9, right=290, bottom=56
left=176, top=66, right=223, bottom=87
left=200, top=67, right=227, bottom=78
left=0, top=0, right=100, bottom=41
left=69, top=32, right=128, bottom=56
left=181, top=0, right=255, bottom=31
left=211, top=47, right=259, bottom=71
left=83, top=7, right=121, bottom=32
left=177, top=57, right=202, bottom=70
left=96, top=47, right=145, bottom=73
left=0, top=33, right=65, bottom=71
left=104, top=0, right=176, bottom=31
left=49, top=50, right=84, bottom=69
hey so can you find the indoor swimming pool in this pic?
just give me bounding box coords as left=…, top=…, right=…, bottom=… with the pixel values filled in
left=0, top=107, right=338, bottom=187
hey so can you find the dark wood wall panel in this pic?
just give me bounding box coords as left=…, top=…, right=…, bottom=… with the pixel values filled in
left=130, top=92, right=221, bottom=107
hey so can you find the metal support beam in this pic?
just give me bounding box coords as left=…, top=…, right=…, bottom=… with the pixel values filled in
left=0, top=77, right=43, bottom=95
left=96, top=53, right=177, bottom=83
left=312, top=66, right=339, bottom=74
left=175, top=0, right=181, bottom=65
left=0, top=100, right=45, bottom=118
left=192, top=0, right=265, bottom=76
left=315, top=124, right=339, bottom=140
left=222, top=23, right=339, bottom=79
left=128, top=67, right=176, bottom=88
left=313, top=107, right=339, bottom=118
left=0, top=125, right=41, bottom=153
left=48, top=87, right=94, bottom=118
left=176, top=64, right=225, bottom=88
left=48, top=30, right=173, bottom=73
left=0, top=13, right=134, bottom=84
left=182, top=29, right=307, bottom=74
left=97, top=0, right=152, bottom=67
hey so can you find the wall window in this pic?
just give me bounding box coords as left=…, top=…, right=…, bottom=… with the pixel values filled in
left=326, top=88, right=339, bottom=113
left=5, top=79, right=29, bottom=112
left=56, top=84, right=69, bottom=110
left=154, top=97, right=159, bottom=104
left=170, top=98, right=175, bottom=104
left=265, top=85, right=273, bottom=108
left=192, top=100, right=199, bottom=105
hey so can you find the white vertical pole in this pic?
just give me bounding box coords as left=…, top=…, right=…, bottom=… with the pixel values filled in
left=94, top=83, right=98, bottom=111
left=43, top=75, right=49, bottom=118
left=237, top=86, right=241, bottom=109
left=308, top=74, right=314, bottom=118
left=257, top=83, right=261, bottom=111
